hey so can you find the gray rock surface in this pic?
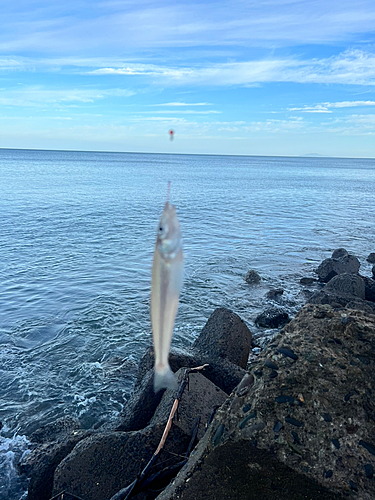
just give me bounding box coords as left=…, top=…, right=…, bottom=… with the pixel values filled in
left=331, top=248, right=348, bottom=259
left=151, top=368, right=227, bottom=439
left=157, top=304, right=375, bottom=500
left=192, top=307, right=251, bottom=369
left=53, top=424, right=190, bottom=500
left=315, top=254, right=360, bottom=283
left=325, top=272, right=365, bottom=299
left=367, top=252, right=375, bottom=263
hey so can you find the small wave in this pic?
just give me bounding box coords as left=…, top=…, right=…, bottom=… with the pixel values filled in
left=0, top=429, right=30, bottom=500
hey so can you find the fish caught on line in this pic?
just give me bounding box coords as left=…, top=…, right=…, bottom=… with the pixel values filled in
left=151, top=183, right=184, bottom=392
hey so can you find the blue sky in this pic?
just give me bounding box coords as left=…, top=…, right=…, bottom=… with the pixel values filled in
left=1, top=0, right=375, bottom=157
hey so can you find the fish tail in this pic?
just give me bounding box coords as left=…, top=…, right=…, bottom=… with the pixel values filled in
left=154, top=363, right=178, bottom=393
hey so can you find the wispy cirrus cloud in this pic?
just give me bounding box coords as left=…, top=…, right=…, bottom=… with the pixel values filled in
left=289, top=100, right=375, bottom=113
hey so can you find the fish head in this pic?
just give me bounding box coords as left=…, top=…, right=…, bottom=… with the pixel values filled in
left=156, top=202, right=182, bottom=259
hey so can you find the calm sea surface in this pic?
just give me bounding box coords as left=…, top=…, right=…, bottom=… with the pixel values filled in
left=1, top=149, right=375, bottom=498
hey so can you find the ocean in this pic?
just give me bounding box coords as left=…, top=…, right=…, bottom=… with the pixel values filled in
left=1, top=148, right=375, bottom=499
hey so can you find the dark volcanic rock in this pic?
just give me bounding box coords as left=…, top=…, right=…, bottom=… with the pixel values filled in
left=373, top=265, right=375, bottom=279
left=361, top=275, right=375, bottom=303
left=315, top=254, right=360, bottom=283
left=255, top=307, right=290, bottom=328
left=53, top=424, right=190, bottom=500
left=367, top=252, right=375, bottom=263
left=244, top=269, right=261, bottom=284
left=29, top=416, right=81, bottom=444
left=331, top=248, right=348, bottom=259
left=158, top=304, right=375, bottom=500
left=300, top=277, right=317, bottom=286
left=265, top=288, right=284, bottom=299
left=192, top=308, right=251, bottom=369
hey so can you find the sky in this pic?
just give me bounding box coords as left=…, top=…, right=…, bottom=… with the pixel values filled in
left=1, top=0, right=375, bottom=157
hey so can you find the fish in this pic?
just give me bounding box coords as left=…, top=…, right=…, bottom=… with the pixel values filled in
left=151, top=184, right=184, bottom=392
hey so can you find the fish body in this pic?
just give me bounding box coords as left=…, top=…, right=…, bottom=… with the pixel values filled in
left=151, top=197, right=183, bottom=392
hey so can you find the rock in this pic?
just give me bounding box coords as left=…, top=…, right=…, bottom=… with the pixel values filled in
left=192, top=308, right=251, bottom=369
left=315, top=254, right=360, bottom=283
left=150, top=368, right=227, bottom=440
left=29, top=416, right=81, bottom=444
left=244, top=269, right=261, bottom=284
left=52, top=424, right=190, bottom=500
left=361, top=275, right=375, bottom=303
left=158, top=304, right=375, bottom=500
left=25, top=430, right=90, bottom=500
left=266, top=288, right=284, bottom=299
left=299, top=277, right=316, bottom=286
left=114, top=368, right=164, bottom=432
left=367, top=252, right=375, bottom=263
left=325, top=273, right=365, bottom=299
left=331, top=248, right=348, bottom=259
left=255, top=307, right=290, bottom=329
left=372, top=265, right=375, bottom=279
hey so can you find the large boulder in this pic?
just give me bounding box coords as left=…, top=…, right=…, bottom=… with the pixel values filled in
left=315, top=254, right=360, bottom=283
left=325, top=272, right=365, bottom=299
left=367, top=252, right=375, bottom=263
left=361, top=275, right=375, bottom=303
left=150, top=368, right=227, bottom=440
left=192, top=308, right=251, bottom=369
left=157, top=304, right=375, bottom=500
left=52, top=423, right=191, bottom=500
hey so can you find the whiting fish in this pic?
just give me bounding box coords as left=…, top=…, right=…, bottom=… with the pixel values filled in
left=151, top=183, right=183, bottom=392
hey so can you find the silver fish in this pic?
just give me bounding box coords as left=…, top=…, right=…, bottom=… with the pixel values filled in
left=151, top=187, right=183, bottom=392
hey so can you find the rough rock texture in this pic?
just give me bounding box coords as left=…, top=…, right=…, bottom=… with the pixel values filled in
left=150, top=369, right=227, bottom=440
left=332, top=248, right=349, bottom=259
left=362, top=275, right=375, bottom=303
left=53, top=424, right=191, bottom=500
left=265, top=288, right=284, bottom=300
left=316, top=254, right=360, bottom=283
left=157, top=304, right=375, bottom=500
left=255, top=306, right=290, bottom=329
left=367, top=252, right=375, bottom=263
left=309, top=273, right=375, bottom=314
left=192, top=307, right=251, bottom=369
left=244, top=269, right=261, bottom=284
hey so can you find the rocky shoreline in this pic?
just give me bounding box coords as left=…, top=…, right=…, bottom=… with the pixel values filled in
left=20, top=249, right=375, bottom=500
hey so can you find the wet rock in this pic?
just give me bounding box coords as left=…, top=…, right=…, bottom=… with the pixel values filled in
left=53, top=424, right=190, bottom=500
left=157, top=304, right=375, bottom=500
left=331, top=248, right=348, bottom=259
left=192, top=307, right=251, bottom=369
left=367, top=252, right=375, bottom=263
left=266, top=288, right=284, bottom=299
left=244, top=269, right=261, bottom=284
left=255, top=307, right=290, bottom=329
left=299, top=277, right=316, bottom=286
left=150, top=368, right=227, bottom=440
left=372, top=265, right=375, bottom=279
left=315, top=254, right=360, bottom=283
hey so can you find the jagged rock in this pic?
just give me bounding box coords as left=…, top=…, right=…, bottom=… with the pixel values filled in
left=265, top=288, right=284, bottom=299
left=150, top=368, right=227, bottom=439
left=331, top=248, right=348, bottom=259
left=367, top=252, right=375, bottom=263
left=157, top=304, right=375, bottom=500
left=52, top=424, right=190, bottom=500
left=255, top=307, right=290, bottom=329
left=192, top=308, right=251, bottom=369
left=244, top=269, right=261, bottom=284
left=315, top=254, right=360, bottom=283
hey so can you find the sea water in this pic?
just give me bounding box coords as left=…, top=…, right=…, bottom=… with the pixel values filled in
left=1, top=149, right=375, bottom=498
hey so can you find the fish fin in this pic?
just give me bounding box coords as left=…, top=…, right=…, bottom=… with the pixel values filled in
left=154, top=364, right=177, bottom=393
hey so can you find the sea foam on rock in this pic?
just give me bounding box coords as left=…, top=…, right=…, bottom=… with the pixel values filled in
left=157, top=304, right=375, bottom=500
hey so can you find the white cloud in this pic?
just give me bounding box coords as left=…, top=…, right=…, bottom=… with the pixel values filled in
left=152, top=102, right=212, bottom=106
left=289, top=100, right=375, bottom=113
